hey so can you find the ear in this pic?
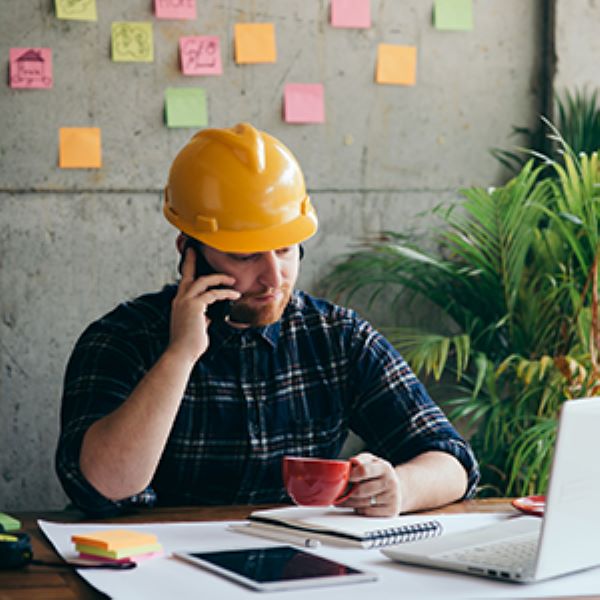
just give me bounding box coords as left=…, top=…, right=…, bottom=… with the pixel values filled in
left=176, top=233, right=187, bottom=255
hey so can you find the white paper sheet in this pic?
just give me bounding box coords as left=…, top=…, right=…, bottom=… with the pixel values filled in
left=38, top=514, right=600, bottom=600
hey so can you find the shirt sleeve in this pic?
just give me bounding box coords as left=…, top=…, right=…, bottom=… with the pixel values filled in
left=55, top=322, right=157, bottom=516
left=347, top=318, right=480, bottom=498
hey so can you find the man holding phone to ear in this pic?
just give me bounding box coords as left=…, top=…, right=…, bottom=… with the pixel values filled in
left=56, top=123, right=479, bottom=518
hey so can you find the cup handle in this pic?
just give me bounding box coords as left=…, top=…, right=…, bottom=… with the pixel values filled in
left=333, top=483, right=354, bottom=505
left=333, top=457, right=360, bottom=505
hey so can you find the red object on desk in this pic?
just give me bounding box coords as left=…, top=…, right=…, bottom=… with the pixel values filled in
left=512, top=495, right=545, bottom=516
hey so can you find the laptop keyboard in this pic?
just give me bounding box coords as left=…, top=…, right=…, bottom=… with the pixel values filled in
left=434, top=532, right=538, bottom=576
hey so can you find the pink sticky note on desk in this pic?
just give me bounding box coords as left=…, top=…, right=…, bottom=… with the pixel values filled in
left=154, top=0, right=196, bottom=20
left=179, top=36, right=222, bottom=75
left=9, top=48, right=53, bottom=89
left=284, top=83, right=325, bottom=124
left=331, top=0, right=371, bottom=28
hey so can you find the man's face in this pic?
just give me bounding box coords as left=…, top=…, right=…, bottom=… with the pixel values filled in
left=202, top=244, right=300, bottom=327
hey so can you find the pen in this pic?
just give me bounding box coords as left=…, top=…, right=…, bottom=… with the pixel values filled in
left=228, top=524, right=322, bottom=548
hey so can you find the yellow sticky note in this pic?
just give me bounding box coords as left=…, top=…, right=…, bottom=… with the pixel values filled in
left=55, top=0, right=97, bottom=21
left=112, top=22, right=154, bottom=63
left=59, top=127, right=102, bottom=169
left=376, top=44, right=417, bottom=86
left=234, top=23, right=276, bottom=64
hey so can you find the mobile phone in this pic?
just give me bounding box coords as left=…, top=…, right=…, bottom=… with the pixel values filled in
left=183, top=239, right=232, bottom=322
left=173, top=546, right=377, bottom=592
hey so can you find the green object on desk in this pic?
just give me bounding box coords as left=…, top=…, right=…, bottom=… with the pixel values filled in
left=0, top=512, right=21, bottom=532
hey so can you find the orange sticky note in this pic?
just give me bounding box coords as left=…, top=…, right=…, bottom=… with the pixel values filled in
left=234, top=23, right=276, bottom=64
left=72, top=529, right=157, bottom=550
left=59, top=127, right=102, bottom=169
left=376, top=44, right=417, bottom=86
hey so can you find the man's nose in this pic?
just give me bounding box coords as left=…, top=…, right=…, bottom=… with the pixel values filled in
left=258, top=251, right=284, bottom=289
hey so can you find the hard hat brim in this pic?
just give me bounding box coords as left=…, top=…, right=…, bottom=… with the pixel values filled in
left=164, top=199, right=318, bottom=254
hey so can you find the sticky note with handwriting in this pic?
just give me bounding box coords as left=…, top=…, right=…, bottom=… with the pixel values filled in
left=179, top=36, right=222, bottom=75
left=165, top=88, right=207, bottom=128
left=112, top=22, right=154, bottom=62
left=59, top=127, right=102, bottom=169
left=154, top=0, right=196, bottom=20
left=284, top=83, right=325, bottom=124
left=330, top=0, right=371, bottom=29
left=10, top=48, right=53, bottom=89
left=234, top=23, right=276, bottom=64
left=376, top=44, right=417, bottom=86
left=55, top=0, right=97, bottom=21
left=433, top=0, right=473, bottom=31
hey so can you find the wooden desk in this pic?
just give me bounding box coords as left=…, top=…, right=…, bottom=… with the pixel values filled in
left=0, top=499, right=591, bottom=600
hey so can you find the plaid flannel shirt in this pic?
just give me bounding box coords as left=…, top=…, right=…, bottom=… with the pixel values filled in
left=56, top=285, right=479, bottom=516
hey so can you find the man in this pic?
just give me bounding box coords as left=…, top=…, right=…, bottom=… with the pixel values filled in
left=56, top=123, right=479, bottom=517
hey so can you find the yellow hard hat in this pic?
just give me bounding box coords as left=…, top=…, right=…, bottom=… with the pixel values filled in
left=164, top=123, right=318, bottom=253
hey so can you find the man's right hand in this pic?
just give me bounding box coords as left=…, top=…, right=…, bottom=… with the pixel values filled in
left=168, top=247, right=241, bottom=365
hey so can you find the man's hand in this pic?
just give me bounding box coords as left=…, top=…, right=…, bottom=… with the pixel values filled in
left=168, top=247, right=240, bottom=364
left=337, top=452, right=403, bottom=517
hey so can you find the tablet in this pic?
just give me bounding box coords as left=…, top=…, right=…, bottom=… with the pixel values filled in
left=173, top=545, right=378, bottom=592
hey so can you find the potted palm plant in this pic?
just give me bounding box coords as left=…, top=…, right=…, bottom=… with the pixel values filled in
left=325, top=130, right=600, bottom=497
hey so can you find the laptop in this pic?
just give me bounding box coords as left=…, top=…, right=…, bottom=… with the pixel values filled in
left=383, top=397, right=600, bottom=583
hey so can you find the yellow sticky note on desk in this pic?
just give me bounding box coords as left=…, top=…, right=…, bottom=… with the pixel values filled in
left=55, top=0, right=97, bottom=21
left=59, top=127, right=102, bottom=169
left=72, top=529, right=157, bottom=550
left=234, top=23, right=276, bottom=64
left=376, top=44, right=417, bottom=86
left=112, top=22, right=154, bottom=62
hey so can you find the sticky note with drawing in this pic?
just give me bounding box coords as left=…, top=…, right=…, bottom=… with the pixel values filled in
left=179, top=36, right=222, bottom=76
left=55, top=0, right=97, bottom=21
left=9, top=48, right=53, bottom=89
left=111, top=22, right=154, bottom=63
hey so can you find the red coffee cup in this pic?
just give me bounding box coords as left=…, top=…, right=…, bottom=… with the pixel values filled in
left=282, top=456, right=354, bottom=506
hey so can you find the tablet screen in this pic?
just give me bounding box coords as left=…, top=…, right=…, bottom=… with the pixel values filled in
left=187, top=546, right=362, bottom=583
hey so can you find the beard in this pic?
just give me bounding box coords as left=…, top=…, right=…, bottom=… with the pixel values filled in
left=229, top=285, right=292, bottom=327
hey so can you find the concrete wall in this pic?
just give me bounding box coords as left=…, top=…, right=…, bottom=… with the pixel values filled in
left=1, top=0, right=544, bottom=510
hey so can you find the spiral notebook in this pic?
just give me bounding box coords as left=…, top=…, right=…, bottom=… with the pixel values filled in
left=247, top=506, right=442, bottom=549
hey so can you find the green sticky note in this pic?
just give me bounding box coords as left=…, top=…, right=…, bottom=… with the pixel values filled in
left=112, top=22, right=154, bottom=62
left=0, top=512, right=21, bottom=532
left=55, top=0, right=97, bottom=21
left=433, top=0, right=473, bottom=31
left=165, top=88, right=207, bottom=128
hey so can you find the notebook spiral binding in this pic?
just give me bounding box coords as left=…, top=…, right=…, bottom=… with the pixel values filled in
left=363, top=520, right=443, bottom=548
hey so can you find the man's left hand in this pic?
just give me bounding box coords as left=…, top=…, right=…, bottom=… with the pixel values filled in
left=336, top=452, right=403, bottom=517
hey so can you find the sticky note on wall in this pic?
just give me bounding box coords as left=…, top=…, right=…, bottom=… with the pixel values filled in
left=330, top=0, right=371, bottom=29
left=433, top=0, right=473, bottom=31
left=284, top=84, right=325, bottom=124
left=376, top=44, right=417, bottom=86
left=112, top=22, right=154, bottom=62
left=9, top=48, right=53, bottom=89
left=165, top=88, right=207, bottom=128
left=154, top=0, right=196, bottom=20
left=59, top=127, right=102, bottom=169
left=180, top=36, right=222, bottom=76
left=55, top=0, right=97, bottom=21
left=234, top=23, right=276, bottom=64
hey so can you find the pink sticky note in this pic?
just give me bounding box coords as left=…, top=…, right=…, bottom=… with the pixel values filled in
left=331, top=0, right=371, bottom=28
left=179, top=36, right=222, bottom=76
left=9, top=48, right=53, bottom=89
left=154, top=0, right=196, bottom=20
left=284, top=83, right=325, bottom=124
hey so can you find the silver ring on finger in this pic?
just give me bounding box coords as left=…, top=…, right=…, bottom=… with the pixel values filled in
left=370, top=495, right=377, bottom=507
